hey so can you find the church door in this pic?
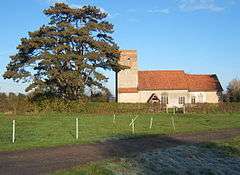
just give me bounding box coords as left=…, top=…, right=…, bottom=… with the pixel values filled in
left=147, top=93, right=160, bottom=103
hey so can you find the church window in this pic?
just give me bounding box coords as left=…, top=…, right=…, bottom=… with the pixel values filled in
left=179, top=96, right=185, bottom=104
left=191, top=96, right=196, bottom=104
left=161, top=96, right=168, bottom=104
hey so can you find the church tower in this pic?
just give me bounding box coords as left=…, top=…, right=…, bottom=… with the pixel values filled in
left=116, top=50, right=138, bottom=102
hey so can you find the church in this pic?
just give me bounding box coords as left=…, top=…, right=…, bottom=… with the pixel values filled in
left=116, top=50, right=223, bottom=107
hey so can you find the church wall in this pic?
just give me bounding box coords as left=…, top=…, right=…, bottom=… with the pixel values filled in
left=118, top=93, right=139, bottom=103
left=189, top=91, right=219, bottom=103
left=118, top=90, right=220, bottom=105
left=138, top=90, right=190, bottom=107
left=205, top=91, right=220, bottom=103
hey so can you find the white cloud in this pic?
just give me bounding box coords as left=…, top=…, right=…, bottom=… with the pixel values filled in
left=0, top=50, right=15, bottom=56
left=127, top=9, right=137, bottom=13
left=69, top=4, right=83, bottom=8
left=108, top=12, right=121, bottom=19
left=99, top=7, right=109, bottom=14
left=128, top=18, right=140, bottom=23
left=160, top=8, right=170, bottom=14
left=148, top=8, right=170, bottom=14
left=43, top=0, right=68, bottom=4
left=179, top=0, right=224, bottom=12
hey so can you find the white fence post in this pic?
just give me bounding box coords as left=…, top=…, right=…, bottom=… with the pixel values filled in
left=76, top=118, right=79, bottom=140
left=132, top=119, right=135, bottom=134
left=149, top=117, right=153, bottom=129
left=171, top=116, right=176, bottom=131
left=113, top=114, right=116, bottom=124
left=12, top=120, right=15, bottom=143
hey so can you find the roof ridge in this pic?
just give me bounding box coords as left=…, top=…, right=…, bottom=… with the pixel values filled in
left=139, top=70, right=185, bottom=72
left=187, top=73, right=215, bottom=76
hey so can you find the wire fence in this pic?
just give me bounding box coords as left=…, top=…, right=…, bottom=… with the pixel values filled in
left=1, top=111, right=239, bottom=150
left=1, top=114, right=181, bottom=146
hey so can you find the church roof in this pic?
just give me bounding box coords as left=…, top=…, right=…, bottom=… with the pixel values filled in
left=138, top=70, right=223, bottom=92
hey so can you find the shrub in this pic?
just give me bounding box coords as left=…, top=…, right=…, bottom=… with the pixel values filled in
left=0, top=93, right=239, bottom=115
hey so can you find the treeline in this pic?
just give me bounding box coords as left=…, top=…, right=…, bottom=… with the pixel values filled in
left=0, top=92, right=239, bottom=115
left=223, top=79, right=240, bottom=102
left=0, top=92, right=113, bottom=115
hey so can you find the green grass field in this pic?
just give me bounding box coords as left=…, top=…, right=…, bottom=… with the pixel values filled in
left=0, top=112, right=240, bottom=151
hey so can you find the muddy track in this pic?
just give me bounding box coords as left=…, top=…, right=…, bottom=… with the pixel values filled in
left=0, top=128, right=240, bottom=175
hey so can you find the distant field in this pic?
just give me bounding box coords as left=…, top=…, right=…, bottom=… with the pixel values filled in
left=0, top=113, right=240, bottom=151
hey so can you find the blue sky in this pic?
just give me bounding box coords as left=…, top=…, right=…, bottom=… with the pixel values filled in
left=0, top=0, right=240, bottom=94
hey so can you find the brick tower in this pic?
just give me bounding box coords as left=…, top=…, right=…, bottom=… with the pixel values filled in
left=116, top=50, right=138, bottom=102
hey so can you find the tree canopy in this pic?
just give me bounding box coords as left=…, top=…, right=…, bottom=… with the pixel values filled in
left=3, top=3, right=125, bottom=100
left=225, top=79, right=240, bottom=102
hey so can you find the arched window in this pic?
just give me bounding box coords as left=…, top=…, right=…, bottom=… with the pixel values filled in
left=191, top=96, right=196, bottom=104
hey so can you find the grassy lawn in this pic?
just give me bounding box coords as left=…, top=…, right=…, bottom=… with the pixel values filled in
left=0, top=112, right=240, bottom=151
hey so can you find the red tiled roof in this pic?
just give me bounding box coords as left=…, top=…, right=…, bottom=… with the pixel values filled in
left=118, top=88, right=138, bottom=93
left=138, top=70, right=223, bottom=92
left=186, top=74, right=223, bottom=92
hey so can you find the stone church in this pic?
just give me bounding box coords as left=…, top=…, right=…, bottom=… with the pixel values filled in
left=117, top=50, right=223, bottom=107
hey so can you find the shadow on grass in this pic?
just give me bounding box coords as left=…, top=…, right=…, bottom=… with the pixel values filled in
left=1, top=130, right=240, bottom=175
left=108, top=137, right=240, bottom=175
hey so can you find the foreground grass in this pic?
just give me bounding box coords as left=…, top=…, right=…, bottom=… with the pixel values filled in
left=54, top=163, right=115, bottom=175
left=204, top=136, right=240, bottom=157
left=0, top=113, right=240, bottom=151
left=53, top=137, right=240, bottom=175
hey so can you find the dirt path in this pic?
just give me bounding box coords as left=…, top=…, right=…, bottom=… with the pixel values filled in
left=0, top=128, right=240, bottom=175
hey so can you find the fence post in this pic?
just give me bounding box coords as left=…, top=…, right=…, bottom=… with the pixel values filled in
left=132, top=118, right=135, bottom=134
left=171, top=116, right=176, bottom=131
left=76, top=118, right=79, bottom=140
left=173, top=107, right=176, bottom=115
left=183, top=106, right=186, bottom=114
left=149, top=117, right=153, bottom=129
left=12, top=120, right=15, bottom=143
left=113, top=114, right=116, bottom=124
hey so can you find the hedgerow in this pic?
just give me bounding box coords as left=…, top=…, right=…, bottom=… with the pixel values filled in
left=0, top=95, right=239, bottom=115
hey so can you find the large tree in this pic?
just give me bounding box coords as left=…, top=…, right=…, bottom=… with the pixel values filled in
left=226, top=79, right=240, bottom=102
left=3, top=3, right=124, bottom=100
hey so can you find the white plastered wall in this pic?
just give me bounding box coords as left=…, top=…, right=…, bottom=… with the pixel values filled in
left=118, top=90, right=220, bottom=104
left=138, top=90, right=190, bottom=107
left=118, top=93, right=139, bottom=103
